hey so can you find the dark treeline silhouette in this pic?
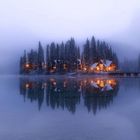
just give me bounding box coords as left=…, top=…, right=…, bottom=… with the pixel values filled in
left=138, top=54, right=140, bottom=72
left=82, top=37, right=118, bottom=67
left=120, top=58, right=139, bottom=72
left=19, top=78, right=119, bottom=114
left=115, top=53, right=140, bottom=73
left=20, top=36, right=118, bottom=74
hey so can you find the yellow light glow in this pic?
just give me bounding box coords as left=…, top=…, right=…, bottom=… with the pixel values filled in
left=84, top=67, right=87, bottom=71
left=97, top=80, right=100, bottom=84
left=108, top=80, right=112, bottom=84
left=90, top=67, right=94, bottom=71
left=96, top=67, right=100, bottom=71
left=99, top=80, right=105, bottom=88
left=25, top=64, right=30, bottom=68
left=63, top=64, right=67, bottom=69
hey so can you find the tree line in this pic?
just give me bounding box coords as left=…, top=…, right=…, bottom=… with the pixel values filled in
left=20, top=36, right=119, bottom=74
left=120, top=54, right=140, bottom=72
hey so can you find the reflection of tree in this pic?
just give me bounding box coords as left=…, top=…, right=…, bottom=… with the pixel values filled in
left=83, top=85, right=119, bottom=114
left=20, top=80, right=44, bottom=110
left=46, top=79, right=81, bottom=113
left=81, top=79, right=119, bottom=114
left=19, top=78, right=119, bottom=114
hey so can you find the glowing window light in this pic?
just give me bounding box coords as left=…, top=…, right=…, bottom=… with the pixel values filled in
left=99, top=80, right=105, bottom=88
left=97, top=80, right=100, bottom=84
left=84, top=67, right=87, bottom=71
left=96, top=66, right=100, bottom=71
left=90, top=67, right=94, bottom=71
left=108, top=80, right=112, bottom=84
left=25, top=83, right=30, bottom=88
left=25, top=63, right=30, bottom=68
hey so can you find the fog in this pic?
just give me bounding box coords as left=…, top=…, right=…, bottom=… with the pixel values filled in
left=0, top=0, right=140, bottom=74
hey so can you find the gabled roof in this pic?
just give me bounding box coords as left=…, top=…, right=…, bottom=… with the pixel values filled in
left=91, top=63, right=98, bottom=68
left=91, top=59, right=113, bottom=68
left=90, top=82, right=113, bottom=91
left=101, top=84, right=113, bottom=91
left=104, top=60, right=112, bottom=67
left=90, top=82, right=99, bottom=88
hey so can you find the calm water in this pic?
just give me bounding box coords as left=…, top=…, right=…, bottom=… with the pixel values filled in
left=0, top=75, right=140, bottom=140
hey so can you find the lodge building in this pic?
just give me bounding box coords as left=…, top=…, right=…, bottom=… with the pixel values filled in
left=90, top=60, right=117, bottom=72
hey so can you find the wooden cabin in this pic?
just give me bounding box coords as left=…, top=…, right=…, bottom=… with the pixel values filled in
left=90, top=60, right=117, bottom=72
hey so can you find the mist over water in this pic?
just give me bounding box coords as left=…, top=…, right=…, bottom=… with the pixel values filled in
left=0, top=75, right=140, bottom=140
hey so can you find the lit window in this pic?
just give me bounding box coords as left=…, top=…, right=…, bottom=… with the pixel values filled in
left=25, top=64, right=30, bottom=68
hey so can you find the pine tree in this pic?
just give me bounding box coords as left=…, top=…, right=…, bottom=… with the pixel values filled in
left=38, top=41, right=44, bottom=73
left=90, top=36, right=96, bottom=63
left=83, top=39, right=90, bottom=66
left=138, top=54, right=140, bottom=71
left=19, top=57, right=23, bottom=74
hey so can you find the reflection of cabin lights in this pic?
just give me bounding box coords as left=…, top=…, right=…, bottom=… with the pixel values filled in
left=93, top=79, right=117, bottom=89
left=110, top=80, right=117, bottom=86
left=97, top=80, right=100, bottom=84
left=50, top=78, right=55, bottom=82
left=53, top=82, right=56, bottom=86
left=43, top=83, right=47, bottom=87
left=50, top=69, right=54, bottom=73
left=108, top=80, right=112, bottom=84
left=99, top=81, right=105, bottom=88
left=64, top=81, right=67, bottom=87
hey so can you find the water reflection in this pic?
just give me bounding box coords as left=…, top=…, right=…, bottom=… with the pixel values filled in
left=19, top=77, right=119, bottom=114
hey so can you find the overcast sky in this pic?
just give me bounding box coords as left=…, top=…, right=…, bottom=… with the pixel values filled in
left=0, top=0, right=140, bottom=74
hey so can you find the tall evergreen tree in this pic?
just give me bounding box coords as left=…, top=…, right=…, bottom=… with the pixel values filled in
left=83, top=39, right=90, bottom=65
left=38, top=41, right=44, bottom=73
left=90, top=36, right=96, bottom=63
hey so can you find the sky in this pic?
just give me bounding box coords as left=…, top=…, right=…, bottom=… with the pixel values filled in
left=0, top=0, right=140, bottom=74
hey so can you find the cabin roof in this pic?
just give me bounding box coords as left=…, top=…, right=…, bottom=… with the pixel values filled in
left=91, top=63, right=98, bottom=68
left=91, top=59, right=113, bottom=68
left=104, top=60, right=112, bottom=67
left=91, top=82, right=113, bottom=91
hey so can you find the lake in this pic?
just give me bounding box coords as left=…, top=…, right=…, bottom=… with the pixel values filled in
left=0, top=75, right=140, bottom=140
